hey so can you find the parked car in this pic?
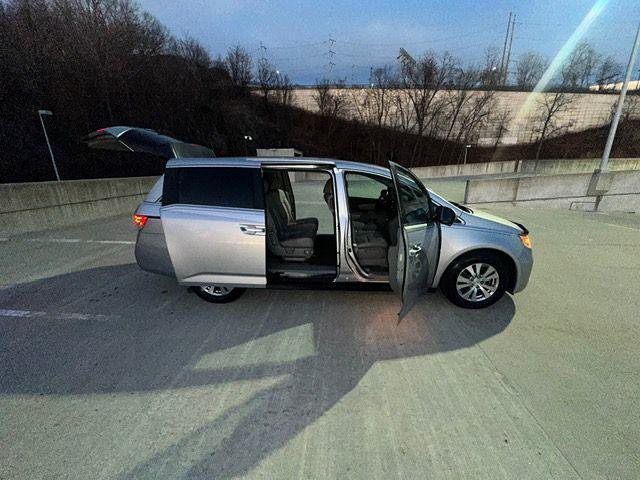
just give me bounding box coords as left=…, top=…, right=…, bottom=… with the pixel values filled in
left=133, top=157, right=533, bottom=317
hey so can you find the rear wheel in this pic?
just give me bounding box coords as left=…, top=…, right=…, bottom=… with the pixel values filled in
left=195, top=285, right=246, bottom=303
left=441, top=253, right=508, bottom=309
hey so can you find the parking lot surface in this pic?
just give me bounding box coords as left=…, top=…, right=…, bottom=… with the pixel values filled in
left=1, top=205, right=639, bottom=479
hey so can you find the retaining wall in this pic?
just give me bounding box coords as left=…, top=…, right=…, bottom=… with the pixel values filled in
left=0, top=176, right=159, bottom=235
left=412, top=157, right=640, bottom=180
left=464, top=170, right=640, bottom=213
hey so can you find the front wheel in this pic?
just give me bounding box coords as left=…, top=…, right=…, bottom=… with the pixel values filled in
left=194, top=285, right=246, bottom=303
left=441, top=254, right=508, bottom=309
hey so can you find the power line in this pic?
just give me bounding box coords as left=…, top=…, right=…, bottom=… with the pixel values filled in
left=337, top=24, right=504, bottom=47
left=268, top=41, right=328, bottom=50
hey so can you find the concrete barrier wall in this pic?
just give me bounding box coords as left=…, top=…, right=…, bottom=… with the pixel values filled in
left=288, top=157, right=640, bottom=181
left=1, top=176, right=159, bottom=236
left=516, top=158, right=640, bottom=175
left=412, top=161, right=518, bottom=179
left=464, top=170, right=640, bottom=213
left=413, top=157, right=640, bottom=179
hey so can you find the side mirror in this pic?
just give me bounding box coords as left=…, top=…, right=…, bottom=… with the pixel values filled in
left=435, top=205, right=456, bottom=226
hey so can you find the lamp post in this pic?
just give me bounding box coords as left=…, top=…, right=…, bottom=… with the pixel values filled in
left=598, top=23, right=640, bottom=172
left=463, top=144, right=472, bottom=165
left=37, top=109, right=61, bottom=181
left=243, top=135, right=253, bottom=156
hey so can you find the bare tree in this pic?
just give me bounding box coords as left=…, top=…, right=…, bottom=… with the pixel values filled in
left=561, top=42, right=600, bottom=89
left=481, top=46, right=502, bottom=87
left=532, top=91, right=575, bottom=159
left=595, top=56, right=623, bottom=91
left=399, top=51, right=456, bottom=163
left=272, top=72, right=295, bottom=106
left=348, top=65, right=396, bottom=162
left=454, top=89, right=497, bottom=159
left=368, top=65, right=395, bottom=129
left=609, top=93, right=640, bottom=124
left=225, top=45, right=253, bottom=89
left=312, top=78, right=347, bottom=136
left=491, top=107, right=512, bottom=147
left=390, top=88, right=413, bottom=134
left=438, top=66, right=480, bottom=163
left=256, top=58, right=277, bottom=104
left=516, top=52, right=547, bottom=89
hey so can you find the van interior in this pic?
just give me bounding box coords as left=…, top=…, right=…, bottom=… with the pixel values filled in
left=263, top=168, right=398, bottom=284
left=263, top=168, right=338, bottom=283
left=343, top=172, right=398, bottom=276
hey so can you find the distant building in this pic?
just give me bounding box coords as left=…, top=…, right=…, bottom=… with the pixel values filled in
left=589, top=80, right=640, bottom=92
left=256, top=148, right=303, bottom=157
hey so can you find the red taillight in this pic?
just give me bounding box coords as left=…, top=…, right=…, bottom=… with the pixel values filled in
left=133, top=214, right=148, bottom=229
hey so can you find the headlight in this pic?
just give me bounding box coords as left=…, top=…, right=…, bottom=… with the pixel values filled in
left=520, top=234, right=532, bottom=249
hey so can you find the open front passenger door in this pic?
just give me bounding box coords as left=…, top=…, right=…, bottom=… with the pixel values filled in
left=388, top=161, right=441, bottom=320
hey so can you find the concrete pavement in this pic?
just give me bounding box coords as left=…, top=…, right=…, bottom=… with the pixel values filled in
left=1, top=208, right=639, bottom=479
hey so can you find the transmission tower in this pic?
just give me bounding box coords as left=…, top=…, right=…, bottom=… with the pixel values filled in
left=259, top=41, right=267, bottom=63
left=325, top=36, right=336, bottom=73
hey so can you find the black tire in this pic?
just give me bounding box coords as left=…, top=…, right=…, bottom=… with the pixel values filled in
left=194, top=285, right=246, bottom=304
left=440, top=253, right=509, bottom=309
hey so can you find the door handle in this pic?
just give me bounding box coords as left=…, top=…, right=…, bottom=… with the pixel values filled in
left=240, top=224, right=266, bottom=236
left=409, top=244, right=422, bottom=255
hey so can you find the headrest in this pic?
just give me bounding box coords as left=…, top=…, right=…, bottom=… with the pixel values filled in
left=323, top=179, right=333, bottom=195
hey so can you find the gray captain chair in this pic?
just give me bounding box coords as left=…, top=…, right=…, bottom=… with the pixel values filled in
left=323, top=179, right=388, bottom=269
left=265, top=178, right=318, bottom=261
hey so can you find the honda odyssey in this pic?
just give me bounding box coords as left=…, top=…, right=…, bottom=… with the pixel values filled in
left=133, top=157, right=533, bottom=318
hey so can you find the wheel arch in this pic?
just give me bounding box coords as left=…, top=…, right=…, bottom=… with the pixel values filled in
left=437, top=247, right=518, bottom=294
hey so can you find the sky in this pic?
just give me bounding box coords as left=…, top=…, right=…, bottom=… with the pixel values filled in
left=137, top=0, right=639, bottom=85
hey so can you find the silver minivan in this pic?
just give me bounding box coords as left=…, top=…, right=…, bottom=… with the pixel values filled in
left=133, top=157, right=532, bottom=317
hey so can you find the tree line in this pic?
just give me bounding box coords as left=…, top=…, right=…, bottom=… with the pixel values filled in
left=309, top=43, right=638, bottom=164
left=0, top=0, right=295, bottom=182
left=0, top=0, right=637, bottom=182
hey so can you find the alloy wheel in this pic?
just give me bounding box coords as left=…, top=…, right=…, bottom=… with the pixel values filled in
left=201, top=285, right=231, bottom=297
left=455, top=263, right=500, bottom=302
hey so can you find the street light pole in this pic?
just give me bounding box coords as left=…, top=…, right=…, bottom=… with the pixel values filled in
left=37, top=110, right=61, bottom=181
left=243, top=135, right=253, bottom=156
left=598, top=23, right=640, bottom=172
left=463, top=145, right=471, bottom=165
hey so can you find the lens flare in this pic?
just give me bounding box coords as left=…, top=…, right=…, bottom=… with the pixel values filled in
left=493, top=0, right=610, bottom=159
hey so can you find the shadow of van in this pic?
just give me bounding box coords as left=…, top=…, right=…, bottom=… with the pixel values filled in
left=0, top=263, right=514, bottom=478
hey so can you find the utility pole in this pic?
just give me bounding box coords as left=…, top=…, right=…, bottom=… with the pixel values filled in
left=499, top=12, right=512, bottom=86
left=598, top=22, right=640, bottom=172
left=503, top=14, right=516, bottom=85
left=37, top=110, right=60, bottom=181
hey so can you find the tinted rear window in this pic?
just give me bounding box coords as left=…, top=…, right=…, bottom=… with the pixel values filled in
left=163, top=167, right=263, bottom=209
left=119, top=129, right=175, bottom=158
left=172, top=142, right=216, bottom=158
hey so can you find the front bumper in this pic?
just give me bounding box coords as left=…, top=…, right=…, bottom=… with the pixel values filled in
left=513, top=246, right=533, bottom=293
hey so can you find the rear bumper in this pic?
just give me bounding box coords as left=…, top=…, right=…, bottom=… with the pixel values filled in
left=134, top=217, right=175, bottom=278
